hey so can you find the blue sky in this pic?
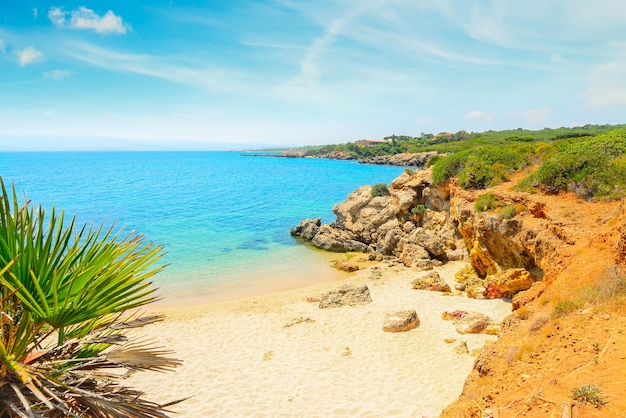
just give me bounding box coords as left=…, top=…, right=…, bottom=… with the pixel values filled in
left=1, top=1, right=625, bottom=150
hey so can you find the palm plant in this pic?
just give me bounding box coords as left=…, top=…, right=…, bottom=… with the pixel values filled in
left=0, top=178, right=181, bottom=417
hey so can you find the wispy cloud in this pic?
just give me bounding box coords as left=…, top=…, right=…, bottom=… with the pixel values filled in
left=17, top=46, right=46, bottom=66
left=57, top=41, right=249, bottom=94
left=33, top=8, right=38, bottom=19
left=0, top=38, right=5, bottom=54
left=586, top=42, right=626, bottom=108
left=44, top=69, right=72, bottom=80
left=48, top=7, right=129, bottom=34
left=465, top=110, right=494, bottom=122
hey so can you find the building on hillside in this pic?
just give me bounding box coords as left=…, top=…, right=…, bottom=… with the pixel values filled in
left=355, top=139, right=386, bottom=146
left=431, top=132, right=454, bottom=142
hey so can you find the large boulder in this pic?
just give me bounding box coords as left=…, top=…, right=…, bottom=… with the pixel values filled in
left=310, top=225, right=369, bottom=252
left=382, top=310, right=420, bottom=332
left=290, top=218, right=321, bottom=241
left=398, top=243, right=430, bottom=267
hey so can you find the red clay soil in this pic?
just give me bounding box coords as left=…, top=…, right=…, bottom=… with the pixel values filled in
left=441, top=172, right=626, bottom=418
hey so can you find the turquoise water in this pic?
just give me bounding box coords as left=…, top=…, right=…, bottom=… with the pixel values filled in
left=1, top=152, right=403, bottom=301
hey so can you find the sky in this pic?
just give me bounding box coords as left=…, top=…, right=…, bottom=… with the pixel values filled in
left=1, top=0, right=625, bottom=151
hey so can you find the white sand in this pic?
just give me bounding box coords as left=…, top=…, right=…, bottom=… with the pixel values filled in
left=126, top=261, right=511, bottom=417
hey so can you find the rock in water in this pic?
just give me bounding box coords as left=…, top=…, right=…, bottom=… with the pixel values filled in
left=382, top=310, right=419, bottom=332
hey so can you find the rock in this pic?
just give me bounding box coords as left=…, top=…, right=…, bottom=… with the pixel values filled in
left=290, top=218, right=321, bottom=240
left=398, top=243, right=430, bottom=267
left=395, top=189, right=417, bottom=211
left=333, top=260, right=360, bottom=272
left=339, top=347, right=352, bottom=357
left=445, top=247, right=468, bottom=262
left=443, top=310, right=498, bottom=335
left=483, top=268, right=538, bottom=299
left=442, top=310, right=468, bottom=321
left=444, top=337, right=457, bottom=344
left=454, top=311, right=493, bottom=334
left=380, top=228, right=400, bottom=255
left=411, top=271, right=451, bottom=292
left=317, top=284, right=372, bottom=308
left=382, top=310, right=419, bottom=332
left=310, top=225, right=369, bottom=252
left=454, top=265, right=486, bottom=296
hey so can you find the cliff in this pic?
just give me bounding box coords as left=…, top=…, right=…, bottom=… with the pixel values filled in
left=292, top=167, right=626, bottom=416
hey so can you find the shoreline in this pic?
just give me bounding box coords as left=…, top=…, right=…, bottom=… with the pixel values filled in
left=127, top=260, right=512, bottom=417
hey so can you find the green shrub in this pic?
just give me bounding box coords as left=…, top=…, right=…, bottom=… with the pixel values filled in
left=475, top=193, right=499, bottom=212
left=404, top=167, right=415, bottom=175
left=426, top=154, right=441, bottom=167
left=526, top=128, right=626, bottom=199
left=432, top=143, right=536, bottom=189
left=411, top=204, right=426, bottom=215
left=371, top=183, right=389, bottom=197
left=552, top=299, right=581, bottom=318
left=572, top=384, right=607, bottom=408
left=498, top=204, right=517, bottom=219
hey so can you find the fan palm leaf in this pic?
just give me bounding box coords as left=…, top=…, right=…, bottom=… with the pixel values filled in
left=0, top=178, right=182, bottom=417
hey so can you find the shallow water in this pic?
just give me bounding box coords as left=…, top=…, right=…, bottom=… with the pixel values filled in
left=1, top=151, right=404, bottom=301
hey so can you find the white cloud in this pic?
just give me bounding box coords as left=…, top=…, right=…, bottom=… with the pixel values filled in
left=17, top=47, right=46, bottom=66
left=44, top=69, right=72, bottom=80
left=48, top=6, right=128, bottom=34
left=0, top=38, right=5, bottom=53
left=464, top=110, right=494, bottom=122
left=33, top=8, right=38, bottom=19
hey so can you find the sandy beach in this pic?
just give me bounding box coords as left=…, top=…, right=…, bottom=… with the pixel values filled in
left=126, top=261, right=512, bottom=417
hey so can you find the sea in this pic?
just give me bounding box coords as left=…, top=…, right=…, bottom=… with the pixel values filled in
left=1, top=152, right=404, bottom=304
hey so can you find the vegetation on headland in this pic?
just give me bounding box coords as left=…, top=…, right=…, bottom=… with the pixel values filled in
left=289, top=124, right=626, bottom=201
left=0, top=179, right=181, bottom=417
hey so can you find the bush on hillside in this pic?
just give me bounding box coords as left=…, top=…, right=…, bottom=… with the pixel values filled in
left=371, top=183, right=390, bottom=197
left=432, top=143, right=536, bottom=189
left=527, top=129, right=626, bottom=199
left=475, top=193, right=500, bottom=212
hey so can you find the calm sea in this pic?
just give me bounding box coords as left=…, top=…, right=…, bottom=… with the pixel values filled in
left=1, top=152, right=403, bottom=302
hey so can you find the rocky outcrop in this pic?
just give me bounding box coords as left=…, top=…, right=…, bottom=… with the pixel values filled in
left=382, top=310, right=419, bottom=332
left=359, top=152, right=437, bottom=167
left=291, top=168, right=467, bottom=269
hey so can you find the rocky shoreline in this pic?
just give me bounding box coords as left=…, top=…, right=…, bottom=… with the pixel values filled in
left=241, top=151, right=438, bottom=167
left=291, top=167, right=557, bottom=304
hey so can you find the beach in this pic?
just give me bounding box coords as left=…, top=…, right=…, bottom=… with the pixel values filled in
left=126, top=261, right=512, bottom=417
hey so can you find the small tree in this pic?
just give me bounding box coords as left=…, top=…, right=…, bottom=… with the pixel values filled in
left=411, top=204, right=427, bottom=226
